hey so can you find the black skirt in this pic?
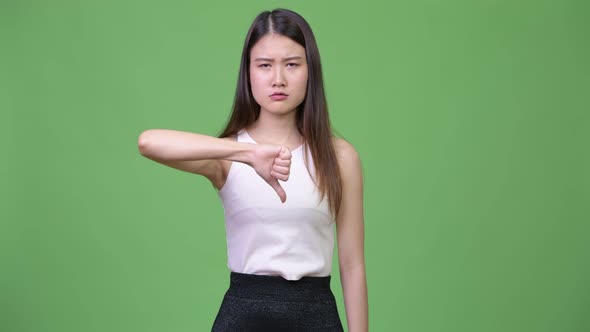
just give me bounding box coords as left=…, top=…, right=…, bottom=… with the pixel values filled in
left=212, top=271, right=344, bottom=331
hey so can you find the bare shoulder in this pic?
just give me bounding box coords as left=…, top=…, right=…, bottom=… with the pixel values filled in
left=332, top=137, right=361, bottom=168
left=331, top=136, right=363, bottom=190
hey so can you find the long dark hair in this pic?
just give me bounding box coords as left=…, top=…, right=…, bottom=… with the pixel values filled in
left=218, top=8, right=342, bottom=218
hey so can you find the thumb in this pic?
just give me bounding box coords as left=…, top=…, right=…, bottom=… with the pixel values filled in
left=279, top=146, right=292, bottom=160
left=268, top=178, right=287, bottom=203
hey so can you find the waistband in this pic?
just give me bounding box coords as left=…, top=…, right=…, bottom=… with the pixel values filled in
left=225, top=271, right=335, bottom=302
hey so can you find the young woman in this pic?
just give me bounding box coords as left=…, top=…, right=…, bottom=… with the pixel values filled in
left=138, top=8, right=368, bottom=331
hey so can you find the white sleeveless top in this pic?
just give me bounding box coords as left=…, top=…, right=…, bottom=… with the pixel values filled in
left=217, top=129, right=335, bottom=281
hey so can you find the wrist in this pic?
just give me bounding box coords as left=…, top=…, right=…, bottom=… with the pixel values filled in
left=233, top=142, right=257, bottom=166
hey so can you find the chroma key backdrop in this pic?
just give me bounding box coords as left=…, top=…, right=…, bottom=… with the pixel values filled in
left=2, top=0, right=588, bottom=331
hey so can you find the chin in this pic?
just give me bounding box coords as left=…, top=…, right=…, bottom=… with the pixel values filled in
left=261, top=105, right=299, bottom=115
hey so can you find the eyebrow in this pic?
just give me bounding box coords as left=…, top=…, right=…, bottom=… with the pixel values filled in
left=253, top=56, right=303, bottom=62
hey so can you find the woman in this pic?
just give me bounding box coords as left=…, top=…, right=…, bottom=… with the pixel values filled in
left=138, top=8, right=367, bottom=331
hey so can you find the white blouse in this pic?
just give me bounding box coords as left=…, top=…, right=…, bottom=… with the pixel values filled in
left=217, top=129, right=335, bottom=281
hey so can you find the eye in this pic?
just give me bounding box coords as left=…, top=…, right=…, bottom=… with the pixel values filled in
left=258, top=63, right=271, bottom=68
left=286, top=63, right=298, bottom=68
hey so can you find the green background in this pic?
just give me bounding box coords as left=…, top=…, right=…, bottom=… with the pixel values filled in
left=2, top=0, right=589, bottom=331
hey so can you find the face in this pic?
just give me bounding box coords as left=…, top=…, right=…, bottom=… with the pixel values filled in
left=249, top=33, right=308, bottom=116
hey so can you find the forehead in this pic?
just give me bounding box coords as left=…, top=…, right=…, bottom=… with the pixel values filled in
left=250, top=33, right=306, bottom=59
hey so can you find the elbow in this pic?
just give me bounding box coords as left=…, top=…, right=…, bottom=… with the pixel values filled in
left=137, top=129, right=157, bottom=157
left=340, top=259, right=366, bottom=274
left=338, top=249, right=366, bottom=273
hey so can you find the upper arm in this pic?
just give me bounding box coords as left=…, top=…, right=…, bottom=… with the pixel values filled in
left=143, top=136, right=235, bottom=190
left=334, top=138, right=366, bottom=270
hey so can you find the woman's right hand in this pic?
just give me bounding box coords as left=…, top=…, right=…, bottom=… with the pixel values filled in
left=250, top=144, right=292, bottom=203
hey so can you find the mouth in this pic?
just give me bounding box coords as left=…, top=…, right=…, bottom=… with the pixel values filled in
left=270, top=92, right=289, bottom=101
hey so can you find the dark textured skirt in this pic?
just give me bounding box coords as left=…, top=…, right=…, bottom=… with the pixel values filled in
left=212, top=271, right=344, bottom=331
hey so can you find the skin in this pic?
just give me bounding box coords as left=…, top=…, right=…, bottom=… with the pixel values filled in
left=137, top=33, right=368, bottom=331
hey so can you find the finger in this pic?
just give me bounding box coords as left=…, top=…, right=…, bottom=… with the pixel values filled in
left=268, top=178, right=287, bottom=203
left=272, top=165, right=290, bottom=174
left=279, top=147, right=292, bottom=159
left=271, top=170, right=289, bottom=182
left=274, top=158, right=291, bottom=167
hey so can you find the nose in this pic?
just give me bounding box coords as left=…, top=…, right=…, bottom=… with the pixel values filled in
left=272, top=67, right=286, bottom=87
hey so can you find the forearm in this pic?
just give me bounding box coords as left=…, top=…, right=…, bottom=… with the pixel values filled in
left=137, top=129, right=254, bottom=164
left=340, top=263, right=368, bottom=332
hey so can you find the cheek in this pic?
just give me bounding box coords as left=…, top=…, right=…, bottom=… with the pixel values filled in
left=249, top=72, right=265, bottom=94
left=249, top=72, right=266, bottom=105
left=294, top=72, right=308, bottom=95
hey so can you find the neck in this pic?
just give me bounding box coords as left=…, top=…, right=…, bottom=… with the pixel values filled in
left=247, top=108, right=302, bottom=146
